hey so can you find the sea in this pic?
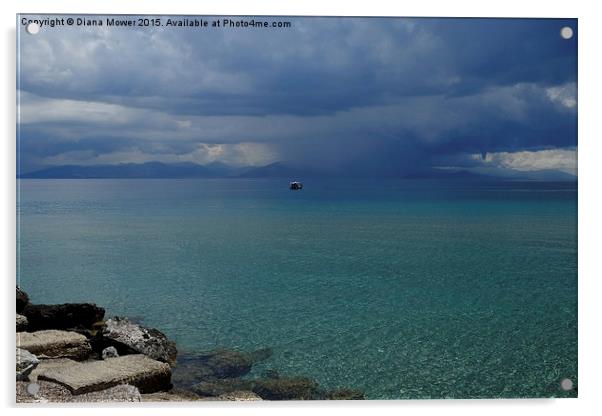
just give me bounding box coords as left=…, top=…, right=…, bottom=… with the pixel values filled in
left=16, top=178, right=578, bottom=399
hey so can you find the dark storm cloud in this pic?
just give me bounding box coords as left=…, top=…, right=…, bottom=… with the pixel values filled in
left=420, top=19, right=577, bottom=92
left=17, top=16, right=577, bottom=174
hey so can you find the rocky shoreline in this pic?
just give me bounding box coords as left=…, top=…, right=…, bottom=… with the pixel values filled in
left=16, top=287, right=364, bottom=403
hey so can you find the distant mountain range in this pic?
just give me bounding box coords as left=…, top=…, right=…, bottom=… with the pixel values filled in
left=18, top=161, right=577, bottom=181
left=18, top=161, right=326, bottom=179
left=19, top=162, right=217, bottom=179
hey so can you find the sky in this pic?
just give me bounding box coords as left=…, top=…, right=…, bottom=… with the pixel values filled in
left=17, top=16, right=577, bottom=177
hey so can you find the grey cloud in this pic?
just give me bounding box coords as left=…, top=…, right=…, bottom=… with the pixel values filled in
left=17, top=16, right=577, bottom=175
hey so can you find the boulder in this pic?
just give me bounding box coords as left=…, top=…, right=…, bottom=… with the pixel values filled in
left=16, top=287, right=29, bottom=313
left=192, top=378, right=254, bottom=397
left=102, top=346, right=119, bottom=359
left=16, top=314, right=28, bottom=332
left=252, top=376, right=320, bottom=400
left=37, top=354, right=172, bottom=395
left=327, top=388, right=365, bottom=400
left=102, top=317, right=177, bottom=366
left=17, top=330, right=92, bottom=360
left=218, top=391, right=262, bottom=401
left=22, top=303, right=105, bottom=331
left=16, top=348, right=39, bottom=381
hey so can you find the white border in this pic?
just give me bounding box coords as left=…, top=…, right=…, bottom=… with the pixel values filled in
left=2, top=1, right=601, bottom=415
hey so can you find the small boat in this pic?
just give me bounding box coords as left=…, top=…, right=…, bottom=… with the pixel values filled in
left=289, top=181, right=303, bottom=190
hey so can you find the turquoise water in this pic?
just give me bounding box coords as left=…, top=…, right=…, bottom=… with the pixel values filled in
left=17, top=178, right=577, bottom=399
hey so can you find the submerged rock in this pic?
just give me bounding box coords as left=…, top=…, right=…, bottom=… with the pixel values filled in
left=141, top=390, right=202, bottom=402
left=172, top=349, right=259, bottom=390
left=102, top=317, right=177, bottom=366
left=248, top=347, right=273, bottom=363
left=101, top=346, right=119, bottom=359
left=16, top=314, right=28, bottom=332
left=252, top=376, right=320, bottom=400
left=18, top=330, right=92, bottom=360
left=16, top=287, right=29, bottom=313
left=16, top=348, right=39, bottom=381
left=170, top=356, right=206, bottom=388
left=174, top=351, right=253, bottom=384
left=22, top=303, right=105, bottom=331
left=262, top=368, right=280, bottom=379
left=192, top=378, right=254, bottom=397
left=202, top=350, right=253, bottom=378
left=187, top=349, right=253, bottom=379
left=326, top=388, right=365, bottom=400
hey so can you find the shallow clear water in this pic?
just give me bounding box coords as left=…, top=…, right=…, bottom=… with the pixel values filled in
left=17, top=178, right=577, bottom=399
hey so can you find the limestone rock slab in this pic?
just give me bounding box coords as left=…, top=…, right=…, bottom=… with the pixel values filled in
left=37, top=354, right=171, bottom=394
left=17, top=330, right=91, bottom=360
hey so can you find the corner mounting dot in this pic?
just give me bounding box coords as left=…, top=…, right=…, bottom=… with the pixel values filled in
left=560, top=378, right=574, bottom=391
left=26, top=382, right=40, bottom=395
left=560, top=26, right=574, bottom=40
left=26, top=22, right=40, bottom=35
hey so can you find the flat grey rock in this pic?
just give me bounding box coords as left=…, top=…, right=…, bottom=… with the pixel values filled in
left=28, top=358, right=78, bottom=382
left=16, top=348, right=39, bottom=381
left=37, top=354, right=171, bottom=395
left=70, top=384, right=141, bottom=402
left=17, top=330, right=91, bottom=360
left=16, top=380, right=141, bottom=403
